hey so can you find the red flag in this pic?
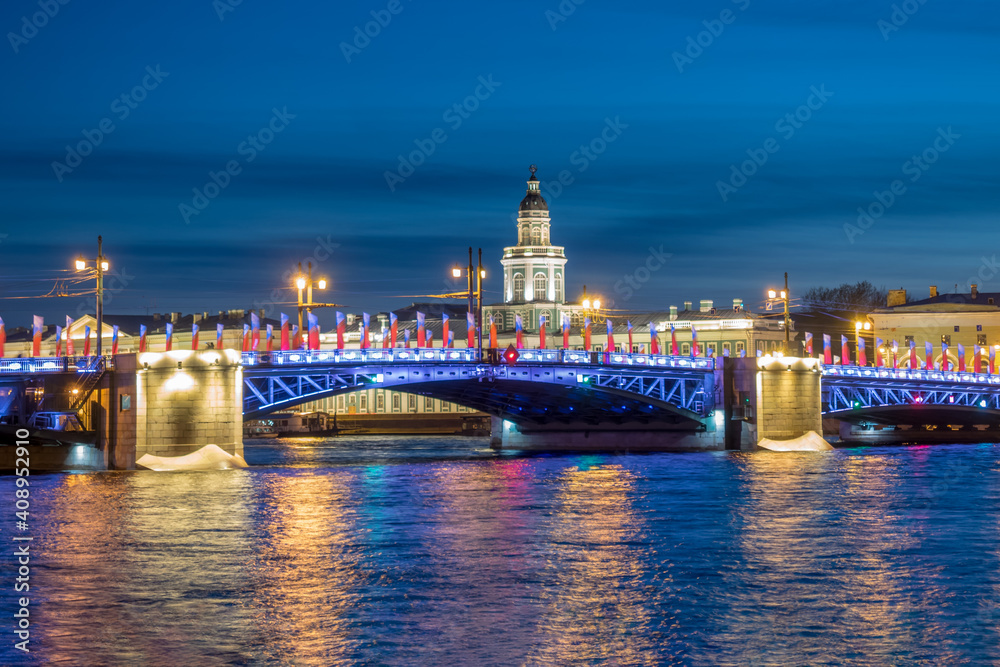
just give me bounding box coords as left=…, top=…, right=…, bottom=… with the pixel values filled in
left=671, top=326, right=679, bottom=356
left=441, top=314, right=449, bottom=350
left=910, top=341, right=917, bottom=369
left=583, top=317, right=591, bottom=351
left=539, top=315, right=547, bottom=349
left=382, top=328, right=390, bottom=349
left=426, top=330, right=434, bottom=348
left=139, top=325, right=146, bottom=353
left=292, top=325, right=302, bottom=351
left=958, top=344, right=966, bottom=372
left=467, top=312, right=475, bottom=348
left=925, top=341, right=933, bottom=370
left=606, top=318, right=615, bottom=352
left=841, top=335, right=849, bottom=366
left=515, top=314, right=523, bottom=349
left=266, top=324, right=273, bottom=352
left=650, top=324, right=660, bottom=355
left=875, top=338, right=884, bottom=367
left=280, top=314, right=289, bottom=351
left=390, top=313, right=399, bottom=348
left=974, top=345, right=982, bottom=373
left=417, top=312, right=426, bottom=347
left=54, top=325, right=61, bottom=357
left=251, top=313, right=261, bottom=351
left=112, top=325, right=119, bottom=355
left=32, top=315, right=43, bottom=357
left=404, top=329, right=411, bottom=348
left=83, top=325, right=91, bottom=356
left=562, top=314, right=569, bottom=350
left=218, top=323, right=225, bottom=350
left=627, top=321, right=633, bottom=353
left=691, top=326, right=699, bottom=357
left=192, top=323, right=200, bottom=351
left=0, top=316, right=6, bottom=358
left=336, top=312, right=346, bottom=350
left=991, top=346, right=997, bottom=375
left=307, top=312, right=320, bottom=350
left=66, top=316, right=75, bottom=356
left=362, top=312, right=371, bottom=349
left=489, top=317, right=497, bottom=349
left=242, top=324, right=249, bottom=352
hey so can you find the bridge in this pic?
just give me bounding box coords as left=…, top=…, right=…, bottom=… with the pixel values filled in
left=5, top=349, right=1000, bottom=469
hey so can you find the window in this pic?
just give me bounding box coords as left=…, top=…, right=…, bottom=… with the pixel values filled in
left=736, top=342, right=745, bottom=353
left=979, top=334, right=988, bottom=345
left=904, top=335, right=914, bottom=346
left=554, top=274, right=563, bottom=302
left=990, top=298, right=995, bottom=305
left=533, top=273, right=547, bottom=301
left=571, top=312, right=582, bottom=328
left=337, top=396, right=345, bottom=410
left=707, top=343, right=717, bottom=355
left=682, top=343, right=691, bottom=355
left=632, top=345, right=639, bottom=353
left=513, top=273, right=525, bottom=301
left=360, top=395, right=367, bottom=412
left=392, top=394, right=401, bottom=412
left=531, top=227, right=541, bottom=245
left=377, top=393, right=384, bottom=412
left=978, top=324, right=983, bottom=332
left=441, top=401, right=450, bottom=412
left=539, top=310, right=551, bottom=328
left=408, top=394, right=416, bottom=410
left=425, top=396, right=433, bottom=411
left=942, top=334, right=951, bottom=345
left=954, top=326, right=960, bottom=332
left=506, top=313, right=515, bottom=329
left=723, top=342, right=732, bottom=354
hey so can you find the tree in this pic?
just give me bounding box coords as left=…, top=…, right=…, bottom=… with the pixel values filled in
left=802, top=281, right=888, bottom=311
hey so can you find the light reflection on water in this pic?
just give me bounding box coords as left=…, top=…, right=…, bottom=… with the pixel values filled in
left=6, top=437, right=1000, bottom=665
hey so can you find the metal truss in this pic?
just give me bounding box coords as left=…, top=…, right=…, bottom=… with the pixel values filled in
left=825, top=378, right=1000, bottom=413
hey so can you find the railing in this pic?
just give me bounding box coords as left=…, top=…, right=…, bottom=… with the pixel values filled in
left=240, top=349, right=717, bottom=370
left=0, top=356, right=113, bottom=375
left=821, top=365, right=1000, bottom=385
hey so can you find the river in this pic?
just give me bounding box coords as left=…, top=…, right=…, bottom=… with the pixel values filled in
left=4, top=436, right=1000, bottom=665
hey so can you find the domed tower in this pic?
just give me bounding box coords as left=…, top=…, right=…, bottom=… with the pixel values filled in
left=501, top=166, right=568, bottom=306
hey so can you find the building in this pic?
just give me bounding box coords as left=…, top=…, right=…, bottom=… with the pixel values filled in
left=870, top=284, right=1000, bottom=370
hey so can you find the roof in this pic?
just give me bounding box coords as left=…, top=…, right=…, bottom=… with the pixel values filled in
left=519, top=191, right=548, bottom=212
left=879, top=291, right=1000, bottom=312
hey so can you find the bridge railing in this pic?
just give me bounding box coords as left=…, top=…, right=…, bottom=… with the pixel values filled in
left=0, top=356, right=112, bottom=375
left=821, top=365, right=1000, bottom=385
left=240, top=349, right=717, bottom=370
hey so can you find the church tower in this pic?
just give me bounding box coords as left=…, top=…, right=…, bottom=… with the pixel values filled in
left=501, top=166, right=568, bottom=306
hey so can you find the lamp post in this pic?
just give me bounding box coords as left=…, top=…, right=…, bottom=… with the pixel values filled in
left=855, top=320, right=871, bottom=366
left=295, top=261, right=328, bottom=334
left=766, top=272, right=791, bottom=354
left=451, top=247, right=485, bottom=360
left=74, top=235, right=109, bottom=357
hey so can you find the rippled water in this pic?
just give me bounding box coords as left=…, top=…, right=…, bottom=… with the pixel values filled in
left=5, top=437, right=1000, bottom=665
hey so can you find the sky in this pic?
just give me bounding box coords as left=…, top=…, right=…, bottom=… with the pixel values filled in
left=1, top=0, right=998, bottom=327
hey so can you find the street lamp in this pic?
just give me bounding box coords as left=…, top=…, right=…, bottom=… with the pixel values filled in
left=766, top=273, right=791, bottom=354
left=73, top=235, right=108, bottom=357
left=295, top=261, right=330, bottom=334
left=450, top=247, right=485, bottom=360
left=855, top=320, right=871, bottom=366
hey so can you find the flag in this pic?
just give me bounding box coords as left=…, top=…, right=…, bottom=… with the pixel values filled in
left=307, top=312, right=320, bottom=350
left=280, top=313, right=289, bottom=351
left=112, top=325, right=119, bottom=355
left=218, top=323, right=225, bottom=350
left=925, top=341, right=933, bottom=370
left=892, top=340, right=899, bottom=368
left=650, top=323, right=660, bottom=355
left=958, top=343, right=966, bottom=372
left=336, top=312, right=346, bottom=350
left=84, top=325, right=91, bottom=356
left=671, top=325, right=679, bottom=355
left=562, top=314, right=570, bottom=350
left=841, top=335, right=849, bottom=366
left=382, top=326, right=389, bottom=349
left=627, top=320, right=633, bottom=353
left=691, top=325, right=699, bottom=357
left=32, top=315, right=43, bottom=357
left=292, top=324, right=302, bottom=350
left=54, top=325, right=61, bottom=357
left=390, top=312, right=399, bottom=348
left=515, top=314, right=524, bottom=349
left=242, top=324, right=249, bottom=352
left=991, top=345, right=997, bottom=375
left=66, top=316, right=75, bottom=356
left=909, top=340, right=916, bottom=369
left=404, top=328, right=411, bottom=348
left=417, top=312, right=426, bottom=347
left=875, top=338, right=884, bottom=367
left=362, top=312, right=371, bottom=349
left=942, top=342, right=949, bottom=371
left=974, top=345, right=981, bottom=374
left=823, top=334, right=832, bottom=364
left=489, top=316, right=497, bottom=349
left=192, top=323, right=200, bottom=351
left=266, top=324, right=273, bottom=351
left=251, top=312, right=260, bottom=351
left=606, top=318, right=615, bottom=352
left=805, top=332, right=813, bottom=355
left=165, top=322, right=173, bottom=352
left=583, top=317, right=591, bottom=351
left=448, top=330, right=454, bottom=348
left=139, top=324, right=147, bottom=353
left=0, top=316, right=5, bottom=358
left=426, top=330, right=434, bottom=348
left=539, top=315, right=547, bottom=349
left=441, top=314, right=449, bottom=350
left=858, top=336, right=867, bottom=366
left=467, top=312, right=475, bottom=348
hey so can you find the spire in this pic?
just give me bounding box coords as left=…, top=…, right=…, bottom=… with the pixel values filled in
left=529, top=164, right=538, bottom=181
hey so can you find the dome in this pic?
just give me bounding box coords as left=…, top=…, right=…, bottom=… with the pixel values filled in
left=519, top=191, right=548, bottom=212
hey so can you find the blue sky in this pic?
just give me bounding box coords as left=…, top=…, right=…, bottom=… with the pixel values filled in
left=1, top=0, right=998, bottom=325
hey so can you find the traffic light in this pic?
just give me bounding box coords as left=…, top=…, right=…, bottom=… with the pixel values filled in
left=504, top=344, right=519, bottom=364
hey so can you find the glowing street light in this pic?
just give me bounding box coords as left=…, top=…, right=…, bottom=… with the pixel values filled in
left=295, top=261, right=329, bottom=334
left=73, top=235, right=108, bottom=357
left=766, top=273, right=791, bottom=354
left=449, top=247, right=485, bottom=360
